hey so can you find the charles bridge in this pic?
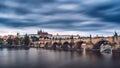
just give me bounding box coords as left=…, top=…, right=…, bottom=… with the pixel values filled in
left=33, top=33, right=120, bottom=50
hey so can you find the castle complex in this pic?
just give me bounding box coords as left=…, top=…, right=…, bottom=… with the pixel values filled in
left=0, top=30, right=120, bottom=50
left=26, top=30, right=120, bottom=50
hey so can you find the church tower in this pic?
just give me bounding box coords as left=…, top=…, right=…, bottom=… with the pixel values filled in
left=37, top=29, right=42, bottom=35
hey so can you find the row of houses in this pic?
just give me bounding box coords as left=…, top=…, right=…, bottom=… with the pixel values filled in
left=0, top=30, right=80, bottom=46
left=28, top=30, right=80, bottom=39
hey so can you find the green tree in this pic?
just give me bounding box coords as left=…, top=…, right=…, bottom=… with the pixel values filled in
left=19, top=37, right=24, bottom=45
left=0, top=38, right=3, bottom=45
left=7, top=36, right=13, bottom=45
left=24, top=34, right=30, bottom=46
left=14, top=37, right=20, bottom=45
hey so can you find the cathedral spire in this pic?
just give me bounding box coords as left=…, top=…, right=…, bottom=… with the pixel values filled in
left=37, top=28, right=43, bottom=35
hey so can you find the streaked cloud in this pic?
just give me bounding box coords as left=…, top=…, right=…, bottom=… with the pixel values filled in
left=57, top=4, right=78, bottom=10
left=0, top=0, right=120, bottom=36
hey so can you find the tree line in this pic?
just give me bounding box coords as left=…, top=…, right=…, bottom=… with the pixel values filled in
left=0, top=34, right=31, bottom=46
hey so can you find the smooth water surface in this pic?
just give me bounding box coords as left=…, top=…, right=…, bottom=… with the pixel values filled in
left=0, top=48, right=120, bottom=68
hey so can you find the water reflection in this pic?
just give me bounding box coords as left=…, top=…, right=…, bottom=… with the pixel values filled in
left=0, top=48, right=120, bottom=68
left=82, top=48, right=87, bottom=60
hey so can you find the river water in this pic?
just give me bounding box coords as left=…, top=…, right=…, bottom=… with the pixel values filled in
left=0, top=48, right=120, bottom=68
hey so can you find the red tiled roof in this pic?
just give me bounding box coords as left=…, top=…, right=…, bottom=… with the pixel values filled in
left=53, top=33, right=79, bottom=36
left=53, top=35, right=71, bottom=36
left=40, top=34, right=52, bottom=36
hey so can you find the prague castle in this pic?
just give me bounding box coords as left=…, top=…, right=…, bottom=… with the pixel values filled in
left=0, top=29, right=120, bottom=50
left=26, top=30, right=120, bottom=50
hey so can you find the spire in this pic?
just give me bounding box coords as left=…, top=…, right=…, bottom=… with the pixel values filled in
left=90, top=34, right=92, bottom=42
left=40, top=29, right=42, bottom=32
left=90, top=34, right=92, bottom=38
left=114, top=31, right=118, bottom=36
left=37, top=28, right=43, bottom=35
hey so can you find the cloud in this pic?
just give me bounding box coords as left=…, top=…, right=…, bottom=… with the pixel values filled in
left=0, top=0, right=120, bottom=36
left=57, top=4, right=78, bottom=10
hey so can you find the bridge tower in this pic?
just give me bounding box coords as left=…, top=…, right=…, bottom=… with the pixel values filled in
left=113, top=32, right=120, bottom=48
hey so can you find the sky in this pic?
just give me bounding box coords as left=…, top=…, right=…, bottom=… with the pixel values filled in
left=0, top=0, right=120, bottom=36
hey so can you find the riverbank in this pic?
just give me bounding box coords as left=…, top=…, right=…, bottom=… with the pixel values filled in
left=0, top=45, right=120, bottom=53
left=0, top=46, right=96, bottom=52
left=0, top=45, right=30, bottom=49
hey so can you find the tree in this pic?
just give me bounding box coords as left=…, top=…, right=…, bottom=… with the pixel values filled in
left=0, top=38, right=3, bottom=45
left=7, top=36, right=13, bottom=45
left=14, top=37, right=20, bottom=45
left=24, top=34, right=30, bottom=46
left=20, top=37, right=24, bottom=45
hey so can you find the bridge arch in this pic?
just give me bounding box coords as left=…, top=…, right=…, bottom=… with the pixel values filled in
left=52, top=42, right=58, bottom=49
left=57, top=42, right=62, bottom=46
left=86, top=41, right=94, bottom=49
left=44, top=42, right=53, bottom=48
left=76, top=41, right=84, bottom=49
left=61, top=41, right=70, bottom=49
left=93, top=40, right=112, bottom=49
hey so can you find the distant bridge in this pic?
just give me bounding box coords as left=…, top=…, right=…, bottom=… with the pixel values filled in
left=32, top=36, right=120, bottom=50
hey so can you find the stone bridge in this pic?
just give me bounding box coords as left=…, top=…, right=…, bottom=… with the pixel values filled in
left=32, top=35, right=120, bottom=50
left=49, top=37, right=112, bottom=45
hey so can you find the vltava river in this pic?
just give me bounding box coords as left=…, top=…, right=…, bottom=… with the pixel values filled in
left=0, top=48, right=120, bottom=68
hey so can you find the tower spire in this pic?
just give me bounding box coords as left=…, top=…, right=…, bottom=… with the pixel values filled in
left=90, top=34, right=92, bottom=42
left=114, top=31, right=118, bottom=36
